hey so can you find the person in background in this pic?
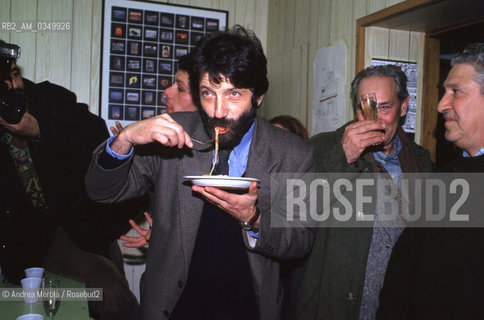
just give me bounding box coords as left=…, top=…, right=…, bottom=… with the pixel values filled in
left=289, top=65, right=432, bottom=320
left=0, top=39, right=146, bottom=320
left=377, top=43, right=484, bottom=320
left=85, top=25, right=315, bottom=320
left=164, top=52, right=198, bottom=113
left=269, top=115, right=308, bottom=140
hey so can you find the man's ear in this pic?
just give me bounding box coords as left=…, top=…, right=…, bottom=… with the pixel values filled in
left=256, top=94, right=264, bottom=107
left=400, top=95, right=410, bottom=117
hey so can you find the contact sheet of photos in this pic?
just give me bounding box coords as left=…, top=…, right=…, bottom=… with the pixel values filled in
left=101, top=0, right=227, bottom=130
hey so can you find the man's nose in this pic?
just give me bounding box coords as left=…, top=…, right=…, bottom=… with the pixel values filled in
left=214, top=96, right=228, bottom=118
left=164, top=84, right=175, bottom=98
left=437, top=93, right=451, bottom=114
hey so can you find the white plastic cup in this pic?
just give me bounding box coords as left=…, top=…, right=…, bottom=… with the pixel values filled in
left=20, top=277, right=42, bottom=303
left=16, top=314, right=44, bottom=320
left=24, top=267, right=44, bottom=279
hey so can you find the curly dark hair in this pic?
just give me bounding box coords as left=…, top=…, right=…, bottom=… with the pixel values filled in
left=189, top=25, right=269, bottom=109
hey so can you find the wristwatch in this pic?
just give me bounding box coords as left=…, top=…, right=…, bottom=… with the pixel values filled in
left=239, top=207, right=261, bottom=231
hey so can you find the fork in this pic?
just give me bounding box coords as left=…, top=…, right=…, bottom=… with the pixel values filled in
left=190, top=138, right=215, bottom=151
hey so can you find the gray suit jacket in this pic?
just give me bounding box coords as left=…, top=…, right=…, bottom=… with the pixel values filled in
left=85, top=112, right=315, bottom=320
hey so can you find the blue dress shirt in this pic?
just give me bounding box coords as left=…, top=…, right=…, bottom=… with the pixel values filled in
left=463, top=148, right=484, bottom=158
left=372, top=134, right=403, bottom=182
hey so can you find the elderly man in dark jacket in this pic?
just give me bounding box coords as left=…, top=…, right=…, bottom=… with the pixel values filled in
left=290, top=65, right=432, bottom=320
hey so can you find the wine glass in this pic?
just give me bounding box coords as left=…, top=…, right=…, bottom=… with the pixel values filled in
left=359, top=92, right=378, bottom=120
left=42, top=277, right=61, bottom=319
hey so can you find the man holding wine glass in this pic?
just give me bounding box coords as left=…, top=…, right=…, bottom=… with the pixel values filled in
left=289, top=65, right=433, bottom=320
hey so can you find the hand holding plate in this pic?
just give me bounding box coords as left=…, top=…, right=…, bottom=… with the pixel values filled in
left=192, top=181, right=259, bottom=229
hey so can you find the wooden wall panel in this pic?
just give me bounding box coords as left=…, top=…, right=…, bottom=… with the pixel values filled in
left=218, top=1, right=236, bottom=26
left=35, top=0, right=73, bottom=87
left=0, top=0, right=11, bottom=42
left=365, top=27, right=389, bottom=66
left=368, top=0, right=387, bottom=15
left=235, top=0, right=256, bottom=31
left=90, top=0, right=102, bottom=114
left=388, top=29, right=411, bottom=61
left=71, top=0, right=93, bottom=105
left=254, top=0, right=269, bottom=53
left=189, top=0, right=219, bottom=10
left=10, top=0, right=37, bottom=81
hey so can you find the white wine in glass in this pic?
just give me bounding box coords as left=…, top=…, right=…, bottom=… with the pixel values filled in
left=359, top=92, right=378, bottom=121
left=43, top=278, right=61, bottom=319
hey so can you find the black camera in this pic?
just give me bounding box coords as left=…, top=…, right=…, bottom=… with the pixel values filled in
left=0, top=41, right=26, bottom=124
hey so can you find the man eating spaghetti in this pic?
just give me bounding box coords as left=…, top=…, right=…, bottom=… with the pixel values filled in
left=85, top=25, right=315, bottom=320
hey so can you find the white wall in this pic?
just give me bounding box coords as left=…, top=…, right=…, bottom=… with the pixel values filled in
left=0, top=0, right=268, bottom=115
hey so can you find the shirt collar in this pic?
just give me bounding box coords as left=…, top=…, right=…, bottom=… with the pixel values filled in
left=233, top=121, right=255, bottom=159
left=463, top=148, right=484, bottom=158
left=373, top=134, right=402, bottom=162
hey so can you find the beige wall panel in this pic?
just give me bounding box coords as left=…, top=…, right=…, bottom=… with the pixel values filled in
left=266, top=0, right=280, bottom=55
left=365, top=26, right=389, bottom=66
left=276, top=0, right=286, bottom=54
left=353, top=0, right=368, bottom=25
left=189, top=0, right=219, bottom=10
left=330, top=0, right=352, bottom=44
left=234, top=0, right=255, bottom=30
left=89, top=0, right=102, bottom=114
left=218, top=0, right=235, bottom=26
left=388, top=29, right=411, bottom=61
left=348, top=0, right=367, bottom=120
left=10, top=0, right=37, bottom=81
left=330, top=0, right=353, bottom=122
left=280, top=51, right=291, bottom=116
left=282, top=0, right=296, bottom=49
left=254, top=0, right=269, bottom=54
left=265, top=45, right=307, bottom=125
left=305, top=0, right=322, bottom=133
left=289, top=45, right=301, bottom=120
left=35, top=0, right=73, bottom=88
left=317, top=0, right=331, bottom=47
left=265, top=52, right=284, bottom=118
left=296, top=44, right=309, bottom=127
left=294, top=0, right=310, bottom=48
left=170, top=0, right=190, bottom=6
left=386, top=0, right=404, bottom=7
left=0, top=0, right=12, bottom=42
left=71, top=0, right=92, bottom=105
left=367, top=0, right=386, bottom=14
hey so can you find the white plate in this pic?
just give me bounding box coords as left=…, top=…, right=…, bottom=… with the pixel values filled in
left=184, top=175, right=260, bottom=189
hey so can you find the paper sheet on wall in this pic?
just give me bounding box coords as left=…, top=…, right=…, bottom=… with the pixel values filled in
left=311, top=41, right=346, bottom=136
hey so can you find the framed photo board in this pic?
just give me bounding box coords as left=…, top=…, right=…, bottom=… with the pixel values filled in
left=101, top=0, right=228, bottom=131
left=371, top=58, right=418, bottom=135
